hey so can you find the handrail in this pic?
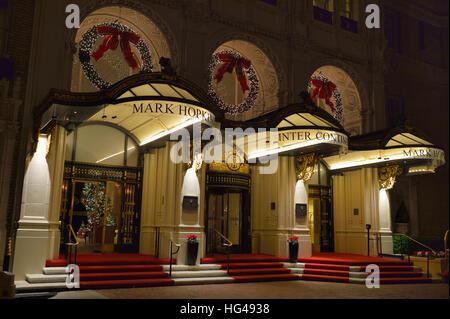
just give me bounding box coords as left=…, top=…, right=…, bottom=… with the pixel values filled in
left=215, top=229, right=232, bottom=275
left=65, top=224, right=79, bottom=264
left=444, top=230, right=449, bottom=253
left=214, top=229, right=233, bottom=247
left=169, top=238, right=181, bottom=278
left=393, top=233, right=437, bottom=255
left=393, top=233, right=438, bottom=278
left=66, top=224, right=80, bottom=246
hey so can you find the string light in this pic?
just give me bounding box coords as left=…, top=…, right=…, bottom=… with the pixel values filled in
left=208, top=50, right=260, bottom=115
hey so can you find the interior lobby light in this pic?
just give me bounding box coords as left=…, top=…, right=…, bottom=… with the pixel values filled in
left=248, top=139, right=323, bottom=160
left=139, top=118, right=202, bottom=147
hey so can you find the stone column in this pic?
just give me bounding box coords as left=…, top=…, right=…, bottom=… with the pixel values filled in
left=12, top=135, right=52, bottom=280
left=46, top=125, right=67, bottom=260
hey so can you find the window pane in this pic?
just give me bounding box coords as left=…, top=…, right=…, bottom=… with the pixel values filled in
left=126, top=137, right=139, bottom=167
left=75, top=125, right=125, bottom=166
left=65, top=131, right=74, bottom=161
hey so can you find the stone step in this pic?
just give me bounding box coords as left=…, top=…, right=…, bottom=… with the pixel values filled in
left=170, top=270, right=227, bottom=278
left=26, top=274, right=67, bottom=283
left=43, top=267, right=69, bottom=275
left=15, top=280, right=68, bottom=292
left=162, top=264, right=221, bottom=272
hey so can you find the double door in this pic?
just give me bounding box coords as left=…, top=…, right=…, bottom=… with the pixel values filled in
left=61, top=179, right=139, bottom=254
left=206, top=190, right=250, bottom=254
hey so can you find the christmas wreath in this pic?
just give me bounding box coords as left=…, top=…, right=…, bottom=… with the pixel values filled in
left=78, top=22, right=153, bottom=89
left=208, top=50, right=259, bottom=115
left=307, top=74, right=343, bottom=122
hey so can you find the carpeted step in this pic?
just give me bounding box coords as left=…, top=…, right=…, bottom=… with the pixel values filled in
left=304, top=263, right=353, bottom=271
left=218, top=262, right=284, bottom=270
left=201, top=255, right=282, bottom=264
left=300, top=274, right=349, bottom=283
left=297, top=256, right=410, bottom=266
left=79, top=265, right=163, bottom=273
left=302, top=268, right=349, bottom=277
left=359, top=265, right=415, bottom=272
left=80, top=278, right=175, bottom=289
left=46, top=254, right=173, bottom=267
left=229, top=268, right=290, bottom=276
left=379, top=277, right=432, bottom=284
left=375, top=271, right=424, bottom=278
left=80, top=271, right=169, bottom=281
left=232, top=273, right=299, bottom=283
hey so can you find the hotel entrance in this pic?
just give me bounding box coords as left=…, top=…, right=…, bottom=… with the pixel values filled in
left=206, top=190, right=251, bottom=254
left=308, top=162, right=334, bottom=253
left=60, top=161, right=142, bottom=254
left=61, top=179, right=125, bottom=254
left=205, top=160, right=252, bottom=255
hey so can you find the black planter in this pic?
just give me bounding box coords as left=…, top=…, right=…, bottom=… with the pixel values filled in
left=186, top=242, right=199, bottom=265
left=289, top=243, right=299, bottom=263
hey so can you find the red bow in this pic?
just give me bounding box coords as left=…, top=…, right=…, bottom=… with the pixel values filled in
left=91, top=26, right=141, bottom=69
left=310, top=78, right=337, bottom=113
left=214, top=53, right=251, bottom=93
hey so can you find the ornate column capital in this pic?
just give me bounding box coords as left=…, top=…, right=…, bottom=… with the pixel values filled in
left=295, top=153, right=317, bottom=181
left=379, top=165, right=403, bottom=190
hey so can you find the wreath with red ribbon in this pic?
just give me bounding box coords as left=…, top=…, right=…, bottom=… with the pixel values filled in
left=307, top=74, right=343, bottom=122
left=78, top=22, right=153, bottom=89
left=208, top=50, right=259, bottom=115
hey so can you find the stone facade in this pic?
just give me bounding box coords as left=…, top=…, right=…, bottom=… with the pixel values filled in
left=0, top=0, right=448, bottom=271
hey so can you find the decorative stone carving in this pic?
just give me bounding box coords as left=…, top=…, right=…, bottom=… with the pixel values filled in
left=379, top=165, right=403, bottom=190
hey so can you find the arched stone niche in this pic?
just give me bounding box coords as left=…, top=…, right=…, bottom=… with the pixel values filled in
left=211, top=40, right=280, bottom=122
left=71, top=6, right=173, bottom=92
left=309, top=65, right=363, bottom=136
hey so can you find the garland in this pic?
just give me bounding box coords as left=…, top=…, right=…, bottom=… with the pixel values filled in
left=78, top=22, right=153, bottom=89
left=208, top=50, right=259, bottom=115
left=307, top=74, right=343, bottom=123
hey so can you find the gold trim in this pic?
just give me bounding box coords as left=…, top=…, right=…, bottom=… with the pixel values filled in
left=295, top=154, right=317, bottom=181
left=379, top=165, right=403, bottom=190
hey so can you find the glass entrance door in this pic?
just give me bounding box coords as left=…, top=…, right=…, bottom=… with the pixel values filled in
left=206, top=191, right=250, bottom=254
left=63, top=180, right=121, bottom=254
left=308, top=185, right=334, bottom=252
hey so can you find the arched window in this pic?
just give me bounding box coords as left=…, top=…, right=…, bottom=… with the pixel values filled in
left=65, top=124, right=139, bottom=167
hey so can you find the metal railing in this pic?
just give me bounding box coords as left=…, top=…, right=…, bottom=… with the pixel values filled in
left=215, top=229, right=233, bottom=275
left=169, top=238, right=181, bottom=278
left=444, top=230, right=449, bottom=255
left=66, top=224, right=79, bottom=264
left=393, top=233, right=439, bottom=278
left=155, top=227, right=160, bottom=259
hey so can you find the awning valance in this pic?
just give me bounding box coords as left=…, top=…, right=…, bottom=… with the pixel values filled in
left=323, top=125, right=445, bottom=174
left=34, top=72, right=224, bottom=148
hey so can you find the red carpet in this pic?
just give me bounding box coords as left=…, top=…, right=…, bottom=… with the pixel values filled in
left=200, top=253, right=432, bottom=285
left=46, top=254, right=173, bottom=267
left=45, top=254, right=175, bottom=290
left=42, top=253, right=433, bottom=288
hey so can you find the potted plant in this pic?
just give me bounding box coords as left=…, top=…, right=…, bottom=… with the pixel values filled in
left=186, top=234, right=199, bottom=265
left=288, top=236, right=299, bottom=263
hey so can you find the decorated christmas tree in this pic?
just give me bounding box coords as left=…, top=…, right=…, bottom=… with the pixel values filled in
left=80, top=182, right=117, bottom=232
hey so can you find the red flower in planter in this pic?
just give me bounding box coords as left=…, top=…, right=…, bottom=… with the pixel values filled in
left=288, top=236, right=299, bottom=244
left=187, top=234, right=198, bottom=243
